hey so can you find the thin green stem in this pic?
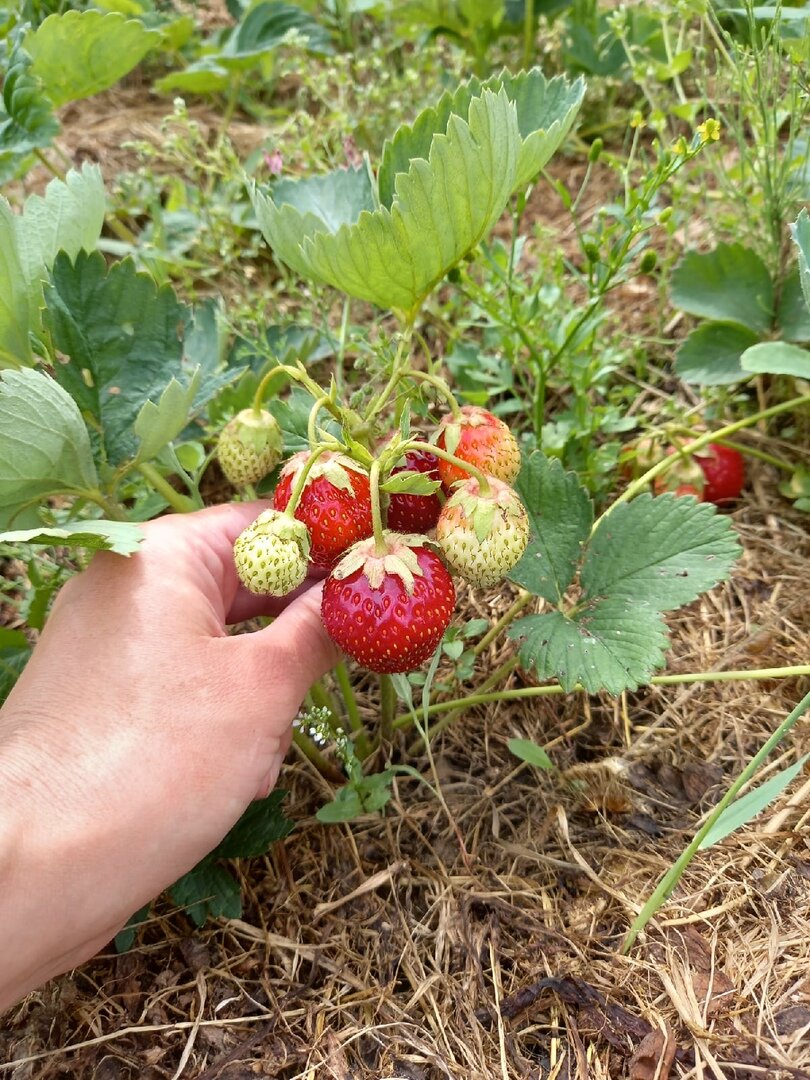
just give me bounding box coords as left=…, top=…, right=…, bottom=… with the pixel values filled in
left=379, top=673, right=395, bottom=745
left=334, top=661, right=371, bottom=759
left=622, top=687, right=810, bottom=954
left=715, top=438, right=795, bottom=473
left=307, top=395, right=336, bottom=450
left=522, top=0, right=535, bottom=70
left=393, top=664, right=810, bottom=736
left=309, top=678, right=341, bottom=728
left=473, top=592, right=534, bottom=656
left=75, top=489, right=127, bottom=521
left=603, top=394, right=810, bottom=529
left=137, top=463, right=200, bottom=513
left=252, top=363, right=331, bottom=417
left=369, top=459, right=386, bottom=552
left=362, top=327, right=414, bottom=424
left=284, top=445, right=330, bottom=517
left=399, top=370, right=461, bottom=416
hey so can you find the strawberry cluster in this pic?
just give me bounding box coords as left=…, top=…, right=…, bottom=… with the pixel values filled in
left=225, top=404, right=530, bottom=674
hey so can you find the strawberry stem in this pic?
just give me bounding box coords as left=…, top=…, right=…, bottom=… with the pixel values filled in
left=307, top=394, right=341, bottom=450
left=252, top=362, right=341, bottom=423
left=283, top=446, right=330, bottom=518
left=363, top=327, right=414, bottom=424
left=379, top=674, right=395, bottom=745
left=369, top=458, right=388, bottom=554
left=406, top=439, right=492, bottom=496
left=334, top=661, right=371, bottom=760
left=398, top=370, right=462, bottom=417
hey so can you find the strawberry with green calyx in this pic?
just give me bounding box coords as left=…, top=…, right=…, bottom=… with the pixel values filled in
left=385, top=448, right=442, bottom=533
left=321, top=532, right=456, bottom=673
left=435, top=405, right=521, bottom=492
left=273, top=451, right=373, bottom=570
left=653, top=443, right=746, bottom=505
left=233, top=509, right=311, bottom=596
left=436, top=476, right=530, bottom=588
left=217, top=408, right=283, bottom=487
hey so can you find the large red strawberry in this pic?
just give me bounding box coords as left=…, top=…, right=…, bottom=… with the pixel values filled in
left=273, top=452, right=373, bottom=569
left=321, top=533, right=456, bottom=673
left=386, top=449, right=442, bottom=533
left=436, top=406, right=521, bottom=491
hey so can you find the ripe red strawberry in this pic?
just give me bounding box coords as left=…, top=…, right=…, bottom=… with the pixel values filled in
left=321, top=533, right=455, bottom=673
left=386, top=449, right=442, bottom=532
left=436, top=477, right=529, bottom=587
left=273, top=452, right=373, bottom=569
left=436, top=406, right=521, bottom=491
left=693, top=444, right=746, bottom=503
left=653, top=443, right=745, bottom=505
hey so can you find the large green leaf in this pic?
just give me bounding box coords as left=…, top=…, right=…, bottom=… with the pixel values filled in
left=0, top=520, right=144, bottom=556
left=741, top=341, right=810, bottom=379
left=674, top=321, right=759, bottom=385
left=0, top=202, right=33, bottom=368
left=377, top=69, right=584, bottom=208
left=169, top=863, right=242, bottom=927
left=790, top=208, right=810, bottom=314
left=509, top=602, right=670, bottom=694
left=508, top=451, right=593, bottom=603
left=0, top=369, right=98, bottom=528
left=211, top=791, right=294, bottom=858
left=509, top=493, right=741, bottom=695
left=221, top=1, right=333, bottom=60
left=44, top=251, right=195, bottom=467
left=776, top=266, right=810, bottom=342
left=670, top=243, right=774, bottom=336
left=253, top=88, right=520, bottom=314
left=26, top=11, right=161, bottom=107
left=582, top=494, right=741, bottom=611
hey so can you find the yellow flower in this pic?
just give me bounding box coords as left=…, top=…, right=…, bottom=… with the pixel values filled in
left=697, top=118, right=722, bottom=143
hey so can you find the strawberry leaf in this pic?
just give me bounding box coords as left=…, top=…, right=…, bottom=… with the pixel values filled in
left=670, top=243, right=774, bottom=336
left=791, top=208, right=810, bottom=314
left=508, top=451, right=593, bottom=603
left=581, top=494, right=741, bottom=610
left=0, top=520, right=144, bottom=556
left=509, top=602, right=670, bottom=694
left=26, top=11, right=161, bottom=107
left=674, top=321, right=759, bottom=385
left=169, top=863, right=242, bottom=927
left=0, top=369, right=98, bottom=528
left=211, top=791, right=294, bottom=858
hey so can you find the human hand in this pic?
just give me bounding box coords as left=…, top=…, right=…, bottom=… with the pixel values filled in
left=0, top=503, right=339, bottom=1011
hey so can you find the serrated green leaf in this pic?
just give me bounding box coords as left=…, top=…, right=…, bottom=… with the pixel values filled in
left=0, top=368, right=98, bottom=528
left=251, top=165, right=377, bottom=280
left=211, top=791, right=294, bottom=859
left=671, top=243, right=774, bottom=335
left=509, top=602, right=670, bottom=694
left=508, top=451, right=593, bottom=602
left=0, top=201, right=33, bottom=367
left=507, top=737, right=555, bottom=770
left=253, top=88, right=520, bottom=315
left=582, top=494, right=741, bottom=611
left=44, top=251, right=192, bottom=467
left=790, top=209, right=810, bottom=314
left=267, top=386, right=340, bottom=452
left=674, top=321, right=759, bottom=385
left=169, top=862, right=242, bottom=926
left=497, top=68, right=585, bottom=190
left=0, top=44, right=60, bottom=172
left=741, top=341, right=810, bottom=379
left=26, top=11, right=161, bottom=107
left=0, top=520, right=144, bottom=556
left=133, top=370, right=201, bottom=464
left=699, top=754, right=809, bottom=850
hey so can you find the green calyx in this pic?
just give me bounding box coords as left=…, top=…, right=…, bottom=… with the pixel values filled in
left=332, top=532, right=430, bottom=595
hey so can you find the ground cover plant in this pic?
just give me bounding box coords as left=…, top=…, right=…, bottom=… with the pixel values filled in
left=1, top=0, right=810, bottom=1076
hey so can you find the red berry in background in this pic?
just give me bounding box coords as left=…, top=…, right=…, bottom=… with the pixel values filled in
left=273, top=451, right=373, bottom=570
left=436, top=406, right=521, bottom=492
left=321, top=534, right=456, bottom=674
left=386, top=449, right=442, bottom=533
left=693, top=444, right=746, bottom=504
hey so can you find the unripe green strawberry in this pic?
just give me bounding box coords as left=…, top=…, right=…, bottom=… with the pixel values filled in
left=436, top=476, right=529, bottom=587
left=234, top=509, right=310, bottom=596
left=218, top=408, right=283, bottom=487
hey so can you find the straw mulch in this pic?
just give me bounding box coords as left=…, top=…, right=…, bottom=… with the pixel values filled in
left=2, top=478, right=809, bottom=1080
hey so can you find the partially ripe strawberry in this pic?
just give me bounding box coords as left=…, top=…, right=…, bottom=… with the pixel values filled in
left=386, top=449, right=442, bottom=532
left=273, top=451, right=373, bottom=570
left=436, top=477, right=529, bottom=588
left=436, top=406, right=521, bottom=491
left=218, top=408, right=283, bottom=487
left=321, top=533, right=455, bottom=673
left=233, top=509, right=310, bottom=596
